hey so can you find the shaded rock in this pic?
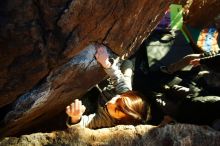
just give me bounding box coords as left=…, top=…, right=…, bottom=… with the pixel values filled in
left=1, top=0, right=219, bottom=140
left=0, top=124, right=220, bottom=146
left=0, top=0, right=175, bottom=137
left=0, top=0, right=172, bottom=108
left=0, top=45, right=105, bottom=137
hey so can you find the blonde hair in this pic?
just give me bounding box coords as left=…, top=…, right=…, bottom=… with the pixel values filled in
left=115, top=91, right=151, bottom=125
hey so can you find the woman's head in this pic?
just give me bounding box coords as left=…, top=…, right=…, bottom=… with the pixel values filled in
left=106, top=91, right=151, bottom=125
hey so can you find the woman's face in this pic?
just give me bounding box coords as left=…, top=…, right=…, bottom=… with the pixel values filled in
left=106, top=96, right=127, bottom=119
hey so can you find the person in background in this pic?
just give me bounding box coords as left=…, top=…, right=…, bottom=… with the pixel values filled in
left=190, top=52, right=220, bottom=72
left=65, top=44, right=151, bottom=129
left=160, top=50, right=220, bottom=74
left=160, top=14, right=220, bottom=75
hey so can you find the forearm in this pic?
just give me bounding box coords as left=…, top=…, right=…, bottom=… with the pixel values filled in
left=95, top=46, right=130, bottom=93
left=104, top=59, right=130, bottom=94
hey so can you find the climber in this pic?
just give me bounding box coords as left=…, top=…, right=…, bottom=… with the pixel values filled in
left=65, top=44, right=151, bottom=129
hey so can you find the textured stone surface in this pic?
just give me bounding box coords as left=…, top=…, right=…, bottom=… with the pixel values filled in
left=0, top=0, right=174, bottom=137
left=0, top=124, right=220, bottom=146
left=183, top=0, right=220, bottom=27
left=0, top=0, right=219, bottom=140
left=0, top=45, right=105, bottom=137
left=0, top=0, right=172, bottom=108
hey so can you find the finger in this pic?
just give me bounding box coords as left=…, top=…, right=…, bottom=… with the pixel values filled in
left=78, top=100, right=82, bottom=110
left=75, top=99, right=79, bottom=112
left=102, top=46, right=107, bottom=53
left=101, top=47, right=106, bottom=53
left=97, top=47, right=102, bottom=53
left=70, top=102, right=75, bottom=113
left=66, top=106, right=70, bottom=114
left=95, top=49, right=101, bottom=58
left=99, top=46, right=103, bottom=51
left=96, top=48, right=100, bottom=54
left=79, top=101, right=84, bottom=114
left=81, top=105, right=86, bottom=113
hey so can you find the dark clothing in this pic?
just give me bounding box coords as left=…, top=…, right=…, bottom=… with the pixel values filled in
left=177, top=96, right=220, bottom=125
left=133, top=42, right=220, bottom=126
left=200, top=53, right=220, bottom=72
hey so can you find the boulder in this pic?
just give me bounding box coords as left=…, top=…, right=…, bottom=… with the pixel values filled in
left=0, top=0, right=174, bottom=137
left=0, top=124, right=220, bottom=146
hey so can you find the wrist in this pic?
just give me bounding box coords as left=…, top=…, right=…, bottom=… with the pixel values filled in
left=70, top=116, right=81, bottom=123
left=104, top=61, right=112, bottom=68
left=102, top=60, right=112, bottom=68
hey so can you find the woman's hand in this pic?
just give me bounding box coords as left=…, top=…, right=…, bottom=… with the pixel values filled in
left=190, top=58, right=201, bottom=67
left=95, top=45, right=112, bottom=68
left=66, top=99, right=86, bottom=124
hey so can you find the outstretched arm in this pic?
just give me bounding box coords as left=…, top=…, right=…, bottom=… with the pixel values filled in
left=66, top=99, right=86, bottom=124
left=190, top=53, right=220, bottom=72
left=190, top=58, right=201, bottom=67
left=95, top=45, right=131, bottom=93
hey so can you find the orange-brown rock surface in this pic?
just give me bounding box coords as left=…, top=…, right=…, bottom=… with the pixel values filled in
left=183, top=0, right=220, bottom=27
left=0, top=0, right=220, bottom=144
left=0, top=0, right=175, bottom=137
left=1, top=124, right=220, bottom=146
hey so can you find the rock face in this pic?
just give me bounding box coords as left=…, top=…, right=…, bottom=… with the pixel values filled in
left=0, top=124, right=220, bottom=146
left=0, top=0, right=172, bottom=108
left=0, top=45, right=106, bottom=137
left=183, top=0, right=220, bottom=27
left=0, top=0, right=175, bottom=137
left=0, top=0, right=220, bottom=142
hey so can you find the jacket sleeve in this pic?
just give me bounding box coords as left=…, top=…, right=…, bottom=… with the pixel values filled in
left=200, top=53, right=220, bottom=72
left=66, top=113, right=96, bottom=128
left=103, top=59, right=131, bottom=94
left=66, top=107, right=115, bottom=129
